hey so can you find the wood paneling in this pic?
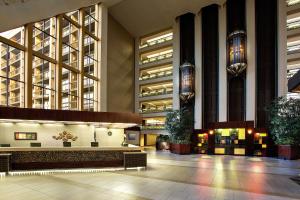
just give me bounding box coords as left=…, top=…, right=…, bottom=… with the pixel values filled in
left=179, top=13, right=195, bottom=116
left=226, top=0, right=246, bottom=34
left=202, top=4, right=219, bottom=128
left=228, top=75, right=246, bottom=121
left=180, top=13, right=195, bottom=65
left=0, top=107, right=142, bottom=124
left=226, top=0, right=246, bottom=122
left=255, top=0, right=277, bottom=128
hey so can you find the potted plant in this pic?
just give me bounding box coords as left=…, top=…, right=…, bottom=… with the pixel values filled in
left=53, top=131, right=78, bottom=147
left=267, top=97, right=300, bottom=160
left=165, top=109, right=194, bottom=154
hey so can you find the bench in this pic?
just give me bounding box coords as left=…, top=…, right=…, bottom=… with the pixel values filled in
left=123, top=152, right=147, bottom=169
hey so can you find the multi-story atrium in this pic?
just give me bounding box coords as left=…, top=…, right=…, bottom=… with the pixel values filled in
left=0, top=1, right=299, bottom=200
left=287, top=0, right=300, bottom=98
left=135, top=28, right=174, bottom=142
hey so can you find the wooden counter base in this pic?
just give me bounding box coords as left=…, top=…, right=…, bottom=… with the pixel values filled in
left=0, top=147, right=141, bottom=170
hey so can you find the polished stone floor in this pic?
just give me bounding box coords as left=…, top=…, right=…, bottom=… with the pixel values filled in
left=0, top=150, right=300, bottom=200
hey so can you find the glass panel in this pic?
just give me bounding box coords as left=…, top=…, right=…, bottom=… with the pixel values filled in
left=84, top=5, right=97, bottom=35
left=0, top=43, right=24, bottom=107
left=0, top=78, right=8, bottom=106
left=66, top=10, right=79, bottom=22
left=83, top=77, right=95, bottom=111
left=33, top=18, right=56, bottom=59
left=84, top=35, right=97, bottom=75
left=8, top=79, right=24, bottom=107
left=32, top=86, right=55, bottom=109
left=62, top=68, right=78, bottom=110
left=0, top=27, right=25, bottom=45
left=32, top=56, right=55, bottom=109
left=62, top=17, right=79, bottom=69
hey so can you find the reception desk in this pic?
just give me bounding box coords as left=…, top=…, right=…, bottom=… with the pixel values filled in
left=0, top=147, right=142, bottom=170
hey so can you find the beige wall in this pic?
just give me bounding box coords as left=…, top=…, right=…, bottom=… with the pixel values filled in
left=0, top=123, right=124, bottom=147
left=107, top=14, right=135, bottom=112
left=146, top=134, right=157, bottom=146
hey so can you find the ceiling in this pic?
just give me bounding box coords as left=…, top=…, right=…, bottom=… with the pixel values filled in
left=109, top=0, right=225, bottom=37
left=0, top=0, right=122, bottom=32
left=0, top=0, right=225, bottom=38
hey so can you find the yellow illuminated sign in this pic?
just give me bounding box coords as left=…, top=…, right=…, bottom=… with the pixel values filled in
left=238, top=128, right=245, bottom=140
left=215, top=148, right=225, bottom=154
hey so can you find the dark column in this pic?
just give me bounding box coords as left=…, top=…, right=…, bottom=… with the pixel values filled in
left=201, top=4, right=219, bottom=128
left=255, top=0, right=278, bottom=128
left=179, top=13, right=195, bottom=114
left=228, top=76, right=245, bottom=121
left=227, top=0, right=246, bottom=121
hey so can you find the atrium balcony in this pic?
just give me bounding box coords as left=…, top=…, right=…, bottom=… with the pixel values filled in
left=139, top=29, right=173, bottom=53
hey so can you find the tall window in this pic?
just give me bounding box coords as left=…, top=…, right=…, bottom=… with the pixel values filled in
left=62, top=68, right=78, bottom=110
left=84, top=5, right=97, bottom=35
left=83, top=77, right=96, bottom=111
left=62, top=17, right=79, bottom=69
left=84, top=35, right=97, bottom=75
left=33, top=18, right=56, bottom=59
left=32, top=56, right=55, bottom=109
left=0, top=43, right=25, bottom=107
left=0, top=4, right=101, bottom=111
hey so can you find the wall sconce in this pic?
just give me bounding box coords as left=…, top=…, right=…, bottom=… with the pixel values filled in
left=247, top=129, right=253, bottom=134
left=179, top=62, right=195, bottom=102
left=227, top=30, right=247, bottom=76
left=209, top=130, right=214, bottom=135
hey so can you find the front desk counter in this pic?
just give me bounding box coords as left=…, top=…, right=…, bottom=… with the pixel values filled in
left=0, top=147, right=142, bottom=170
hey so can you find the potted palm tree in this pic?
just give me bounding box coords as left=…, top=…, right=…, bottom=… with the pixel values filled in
left=267, top=97, right=300, bottom=160
left=165, top=109, right=194, bottom=154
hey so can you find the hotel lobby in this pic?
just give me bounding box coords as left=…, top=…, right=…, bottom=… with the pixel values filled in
left=0, top=0, right=300, bottom=200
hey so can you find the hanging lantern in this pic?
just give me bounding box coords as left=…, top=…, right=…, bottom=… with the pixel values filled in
left=227, top=30, right=247, bottom=76
left=180, top=62, right=195, bottom=102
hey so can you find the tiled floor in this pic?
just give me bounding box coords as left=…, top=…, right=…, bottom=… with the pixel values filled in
left=0, top=150, right=300, bottom=200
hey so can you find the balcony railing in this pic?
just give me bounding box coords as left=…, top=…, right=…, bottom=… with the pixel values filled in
left=140, top=34, right=173, bottom=49
left=287, top=0, right=300, bottom=6
left=139, top=106, right=173, bottom=114
left=287, top=68, right=300, bottom=79
left=140, top=52, right=173, bottom=65
left=139, top=88, right=173, bottom=98
left=141, top=124, right=165, bottom=130
left=9, top=82, right=21, bottom=90
left=287, top=44, right=300, bottom=54
left=287, top=19, right=300, bottom=30
left=9, top=96, right=20, bottom=103
left=139, top=70, right=173, bottom=81
left=9, top=68, right=21, bottom=77
left=9, top=54, right=21, bottom=64
left=33, top=37, right=51, bottom=51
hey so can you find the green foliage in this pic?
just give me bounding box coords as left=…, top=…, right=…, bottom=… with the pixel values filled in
left=267, top=97, right=300, bottom=145
left=156, top=135, right=170, bottom=143
left=165, top=109, right=194, bottom=144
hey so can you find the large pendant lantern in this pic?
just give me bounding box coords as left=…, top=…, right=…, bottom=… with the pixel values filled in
left=227, top=30, right=247, bottom=76
left=179, top=62, right=195, bottom=102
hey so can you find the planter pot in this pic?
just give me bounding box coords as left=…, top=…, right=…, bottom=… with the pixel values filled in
left=91, top=142, right=99, bottom=147
left=63, top=142, right=71, bottom=147
left=170, top=143, right=191, bottom=154
left=278, top=145, right=300, bottom=160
